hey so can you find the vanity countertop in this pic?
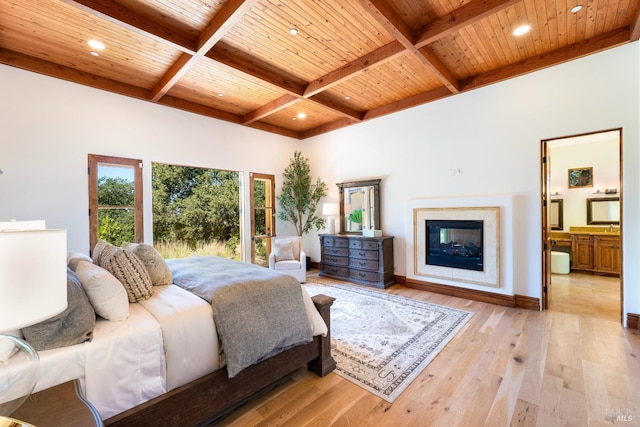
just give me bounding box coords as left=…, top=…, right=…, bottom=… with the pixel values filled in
left=569, top=226, right=619, bottom=236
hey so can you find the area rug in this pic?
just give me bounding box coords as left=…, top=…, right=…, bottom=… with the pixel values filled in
left=304, top=280, right=473, bottom=402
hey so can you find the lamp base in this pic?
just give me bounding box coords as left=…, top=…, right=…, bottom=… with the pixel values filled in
left=0, top=335, right=39, bottom=418
left=325, top=217, right=335, bottom=234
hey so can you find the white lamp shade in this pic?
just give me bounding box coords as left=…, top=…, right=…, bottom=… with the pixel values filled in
left=0, top=230, right=67, bottom=332
left=322, top=203, right=339, bottom=216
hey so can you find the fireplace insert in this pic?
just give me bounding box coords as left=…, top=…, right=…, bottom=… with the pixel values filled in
left=426, top=220, right=483, bottom=271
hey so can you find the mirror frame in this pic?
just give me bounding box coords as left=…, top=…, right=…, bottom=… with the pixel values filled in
left=586, top=197, right=620, bottom=225
left=550, top=199, right=563, bottom=230
left=337, top=179, right=380, bottom=234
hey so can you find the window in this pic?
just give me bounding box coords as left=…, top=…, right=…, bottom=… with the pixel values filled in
left=151, top=162, right=241, bottom=260
left=88, top=155, right=143, bottom=254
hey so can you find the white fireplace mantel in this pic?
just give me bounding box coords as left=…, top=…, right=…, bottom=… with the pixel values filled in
left=406, top=195, right=515, bottom=295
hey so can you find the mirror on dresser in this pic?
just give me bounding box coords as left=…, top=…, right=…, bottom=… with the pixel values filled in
left=550, top=199, right=563, bottom=230
left=336, top=179, right=380, bottom=234
left=587, top=197, right=620, bottom=225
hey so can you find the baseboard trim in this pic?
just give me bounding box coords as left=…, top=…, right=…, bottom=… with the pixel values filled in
left=627, top=313, right=639, bottom=330
left=514, top=295, right=541, bottom=311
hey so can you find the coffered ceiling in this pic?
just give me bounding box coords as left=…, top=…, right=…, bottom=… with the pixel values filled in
left=1, top=0, right=638, bottom=139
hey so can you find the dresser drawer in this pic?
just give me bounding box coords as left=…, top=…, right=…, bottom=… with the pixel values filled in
left=349, top=248, right=378, bottom=260
left=323, top=236, right=348, bottom=247
left=349, top=258, right=378, bottom=270
left=323, top=246, right=349, bottom=257
left=325, top=255, right=349, bottom=266
left=322, top=265, right=349, bottom=277
left=350, top=269, right=379, bottom=283
left=348, top=239, right=378, bottom=250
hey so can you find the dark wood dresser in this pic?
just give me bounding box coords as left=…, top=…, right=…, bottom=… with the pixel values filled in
left=319, top=234, right=395, bottom=288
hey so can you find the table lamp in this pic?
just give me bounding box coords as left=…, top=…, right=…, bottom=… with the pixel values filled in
left=0, top=227, right=67, bottom=420
left=322, top=203, right=339, bottom=234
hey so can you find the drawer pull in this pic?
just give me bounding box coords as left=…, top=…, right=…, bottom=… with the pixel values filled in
left=359, top=252, right=365, bottom=256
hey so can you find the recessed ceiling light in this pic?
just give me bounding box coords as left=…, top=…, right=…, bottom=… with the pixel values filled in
left=290, top=28, right=298, bottom=36
left=345, top=96, right=351, bottom=100
left=513, top=24, right=531, bottom=36
left=571, top=5, right=583, bottom=13
left=90, top=51, right=100, bottom=57
left=217, top=93, right=224, bottom=97
left=88, top=39, right=106, bottom=50
left=297, top=112, right=307, bottom=119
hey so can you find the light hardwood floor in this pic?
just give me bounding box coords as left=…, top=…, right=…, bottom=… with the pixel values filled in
left=216, top=274, right=640, bottom=426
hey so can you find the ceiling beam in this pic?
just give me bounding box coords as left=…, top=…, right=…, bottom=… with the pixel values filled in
left=460, top=27, right=630, bottom=91
left=242, top=94, right=300, bottom=124
left=150, top=0, right=256, bottom=102
left=357, top=0, right=461, bottom=93
left=303, top=41, right=406, bottom=97
left=414, top=0, right=521, bottom=48
left=363, top=86, right=452, bottom=121
left=60, top=0, right=197, bottom=53
left=299, top=118, right=360, bottom=139
left=309, top=94, right=365, bottom=121
left=0, top=48, right=150, bottom=99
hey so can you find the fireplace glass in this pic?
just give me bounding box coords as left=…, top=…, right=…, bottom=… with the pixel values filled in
left=426, top=220, right=483, bottom=271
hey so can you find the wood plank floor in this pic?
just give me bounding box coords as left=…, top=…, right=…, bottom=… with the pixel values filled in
left=215, top=273, right=640, bottom=426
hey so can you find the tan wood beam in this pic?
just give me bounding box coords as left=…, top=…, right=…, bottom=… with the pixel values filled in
left=206, top=47, right=306, bottom=97
left=299, top=118, right=360, bottom=140
left=414, top=0, right=521, bottom=48
left=0, top=48, right=149, bottom=99
left=308, top=94, right=365, bottom=121
left=158, top=96, right=243, bottom=124
left=150, top=0, right=256, bottom=102
left=630, top=2, right=640, bottom=41
left=363, top=86, right=452, bottom=121
left=242, top=94, right=300, bottom=124
left=303, top=41, right=405, bottom=97
left=246, top=122, right=300, bottom=139
left=358, top=0, right=461, bottom=93
left=460, top=28, right=629, bottom=91
left=59, top=0, right=197, bottom=53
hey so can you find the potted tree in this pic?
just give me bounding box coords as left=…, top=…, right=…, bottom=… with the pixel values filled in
left=277, top=151, right=328, bottom=269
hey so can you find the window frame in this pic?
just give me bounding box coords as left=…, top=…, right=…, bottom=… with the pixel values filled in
left=88, top=154, right=143, bottom=254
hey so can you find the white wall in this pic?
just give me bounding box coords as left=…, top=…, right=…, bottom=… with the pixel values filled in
left=549, top=134, right=620, bottom=230
left=1, top=42, right=639, bottom=323
left=0, top=64, right=299, bottom=257
left=304, top=42, right=640, bottom=322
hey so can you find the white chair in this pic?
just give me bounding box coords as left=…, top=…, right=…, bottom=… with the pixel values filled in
left=269, top=236, right=306, bottom=283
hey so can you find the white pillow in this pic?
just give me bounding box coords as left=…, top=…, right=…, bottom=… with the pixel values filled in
left=75, top=260, right=129, bottom=321
left=67, top=251, right=93, bottom=271
left=273, top=239, right=295, bottom=261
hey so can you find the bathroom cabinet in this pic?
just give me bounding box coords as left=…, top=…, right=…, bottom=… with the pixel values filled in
left=570, top=233, right=620, bottom=276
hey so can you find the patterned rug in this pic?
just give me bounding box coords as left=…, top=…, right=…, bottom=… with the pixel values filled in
left=304, top=278, right=473, bottom=402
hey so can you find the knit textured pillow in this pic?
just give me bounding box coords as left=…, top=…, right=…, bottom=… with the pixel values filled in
left=97, top=244, right=153, bottom=303
left=124, top=243, right=173, bottom=286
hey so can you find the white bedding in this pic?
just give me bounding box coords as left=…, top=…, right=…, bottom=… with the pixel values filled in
left=32, top=283, right=327, bottom=420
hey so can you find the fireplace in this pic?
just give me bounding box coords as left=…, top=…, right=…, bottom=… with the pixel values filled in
left=426, top=220, right=483, bottom=271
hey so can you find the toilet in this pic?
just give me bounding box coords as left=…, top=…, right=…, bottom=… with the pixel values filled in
left=551, top=251, right=570, bottom=274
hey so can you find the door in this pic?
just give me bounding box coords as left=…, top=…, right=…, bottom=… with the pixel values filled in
left=250, top=173, right=275, bottom=266
left=541, top=145, right=552, bottom=309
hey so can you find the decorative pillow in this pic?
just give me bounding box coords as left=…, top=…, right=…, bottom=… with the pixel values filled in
left=92, top=240, right=110, bottom=263
left=22, top=268, right=96, bottom=350
left=273, top=239, right=295, bottom=261
left=124, top=243, right=173, bottom=286
left=67, top=251, right=93, bottom=271
left=75, top=261, right=129, bottom=321
left=97, top=244, right=153, bottom=303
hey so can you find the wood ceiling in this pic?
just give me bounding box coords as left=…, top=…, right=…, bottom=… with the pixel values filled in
left=1, top=0, right=639, bottom=139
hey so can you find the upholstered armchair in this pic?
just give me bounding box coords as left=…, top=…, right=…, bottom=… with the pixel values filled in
left=268, top=236, right=306, bottom=283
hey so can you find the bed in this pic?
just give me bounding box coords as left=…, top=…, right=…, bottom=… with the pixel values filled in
left=21, top=247, right=336, bottom=426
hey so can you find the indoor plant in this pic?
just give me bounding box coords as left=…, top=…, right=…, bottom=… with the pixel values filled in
left=277, top=151, right=328, bottom=238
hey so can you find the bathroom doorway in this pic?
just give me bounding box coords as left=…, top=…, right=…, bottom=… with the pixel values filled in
left=541, top=129, right=622, bottom=321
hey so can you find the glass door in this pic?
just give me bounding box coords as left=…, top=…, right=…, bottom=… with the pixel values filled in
left=250, top=173, right=275, bottom=266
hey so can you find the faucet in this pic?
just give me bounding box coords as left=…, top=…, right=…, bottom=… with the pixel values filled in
left=609, top=224, right=614, bottom=232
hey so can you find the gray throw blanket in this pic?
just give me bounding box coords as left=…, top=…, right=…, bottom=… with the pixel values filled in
left=166, top=256, right=312, bottom=378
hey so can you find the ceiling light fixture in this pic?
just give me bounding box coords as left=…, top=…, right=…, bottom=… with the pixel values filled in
left=289, top=28, right=298, bottom=36
left=90, top=51, right=100, bottom=57
left=512, top=24, right=531, bottom=36
left=571, top=5, right=583, bottom=13
left=87, top=39, right=106, bottom=50
left=297, top=112, right=306, bottom=119
left=217, top=93, right=224, bottom=97
left=345, top=96, right=351, bottom=100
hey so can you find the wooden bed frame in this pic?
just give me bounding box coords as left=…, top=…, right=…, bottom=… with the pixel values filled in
left=102, top=294, right=336, bottom=426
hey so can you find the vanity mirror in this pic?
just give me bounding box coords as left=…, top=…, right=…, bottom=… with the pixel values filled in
left=337, top=179, right=380, bottom=234
left=586, top=197, right=620, bottom=225
left=550, top=199, right=563, bottom=230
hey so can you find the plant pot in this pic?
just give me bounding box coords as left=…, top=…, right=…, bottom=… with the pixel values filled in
left=306, top=256, right=311, bottom=271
